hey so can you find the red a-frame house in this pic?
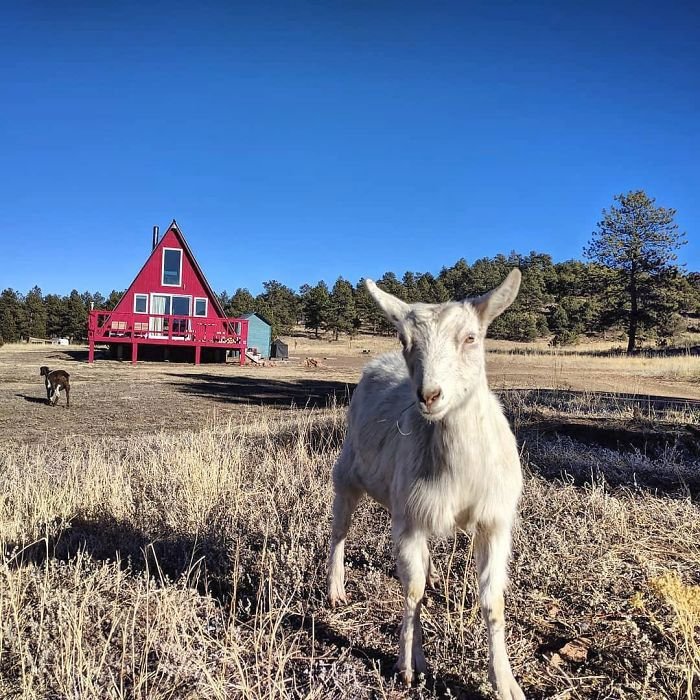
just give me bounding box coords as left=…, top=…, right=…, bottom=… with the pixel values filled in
left=88, top=221, right=248, bottom=365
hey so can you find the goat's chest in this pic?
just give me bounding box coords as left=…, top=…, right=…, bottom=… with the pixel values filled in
left=403, top=431, right=511, bottom=535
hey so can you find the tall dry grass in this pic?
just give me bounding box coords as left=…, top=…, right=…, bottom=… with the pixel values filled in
left=0, top=406, right=698, bottom=699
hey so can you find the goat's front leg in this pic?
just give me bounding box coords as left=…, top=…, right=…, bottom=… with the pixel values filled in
left=474, top=523, right=524, bottom=700
left=394, top=523, right=429, bottom=684
left=327, top=484, right=362, bottom=607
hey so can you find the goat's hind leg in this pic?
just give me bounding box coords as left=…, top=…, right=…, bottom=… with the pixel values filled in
left=327, top=467, right=362, bottom=607
left=426, top=551, right=440, bottom=589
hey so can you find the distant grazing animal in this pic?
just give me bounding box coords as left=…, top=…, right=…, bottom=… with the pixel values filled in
left=327, top=270, right=525, bottom=699
left=40, top=366, right=70, bottom=408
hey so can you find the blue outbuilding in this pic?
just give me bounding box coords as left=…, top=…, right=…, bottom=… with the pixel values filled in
left=241, top=312, right=272, bottom=359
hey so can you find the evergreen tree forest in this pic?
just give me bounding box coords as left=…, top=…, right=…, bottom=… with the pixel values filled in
left=2, top=193, right=699, bottom=350
left=3, top=253, right=698, bottom=348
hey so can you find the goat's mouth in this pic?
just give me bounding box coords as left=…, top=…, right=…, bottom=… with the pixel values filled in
left=418, top=403, right=448, bottom=422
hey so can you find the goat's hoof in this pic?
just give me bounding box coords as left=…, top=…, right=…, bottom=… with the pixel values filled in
left=395, top=666, right=414, bottom=686
left=395, top=667, right=425, bottom=686
left=328, top=594, right=347, bottom=608
left=490, top=670, right=525, bottom=700
left=327, top=584, right=347, bottom=608
left=395, top=653, right=427, bottom=685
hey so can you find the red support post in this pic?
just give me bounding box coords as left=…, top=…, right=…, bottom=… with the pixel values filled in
left=240, top=345, right=246, bottom=366
left=132, top=342, right=138, bottom=365
left=88, top=340, right=94, bottom=363
left=194, top=345, right=201, bottom=365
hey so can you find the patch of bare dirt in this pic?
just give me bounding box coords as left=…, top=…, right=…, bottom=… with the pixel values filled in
left=1, top=340, right=698, bottom=445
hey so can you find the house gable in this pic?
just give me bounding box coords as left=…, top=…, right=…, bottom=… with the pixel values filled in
left=113, top=221, right=226, bottom=320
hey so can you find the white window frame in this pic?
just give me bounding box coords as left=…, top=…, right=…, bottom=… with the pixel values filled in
left=149, top=293, right=193, bottom=315
left=133, top=294, right=148, bottom=314
left=161, top=247, right=183, bottom=287
left=149, top=293, right=192, bottom=338
left=194, top=297, right=208, bottom=317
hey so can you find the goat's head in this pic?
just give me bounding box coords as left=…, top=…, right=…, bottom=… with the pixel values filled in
left=366, top=269, right=521, bottom=421
left=39, top=366, right=50, bottom=377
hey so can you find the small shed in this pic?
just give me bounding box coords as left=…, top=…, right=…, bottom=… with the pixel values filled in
left=241, top=313, right=272, bottom=359
left=270, top=338, right=288, bottom=360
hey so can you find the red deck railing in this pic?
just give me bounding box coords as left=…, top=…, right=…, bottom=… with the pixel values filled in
left=87, top=310, right=248, bottom=364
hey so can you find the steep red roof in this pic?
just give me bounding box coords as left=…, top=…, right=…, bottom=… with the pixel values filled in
left=112, top=220, right=226, bottom=318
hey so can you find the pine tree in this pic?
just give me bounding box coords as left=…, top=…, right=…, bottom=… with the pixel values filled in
left=301, top=282, right=331, bottom=337
left=105, top=290, right=124, bottom=310
left=226, top=288, right=256, bottom=317
left=328, top=278, right=356, bottom=341
left=25, top=286, right=47, bottom=339
left=416, top=273, right=449, bottom=303
left=44, top=294, right=64, bottom=337
left=255, top=281, right=299, bottom=337
left=0, top=308, right=17, bottom=343
left=0, top=289, right=23, bottom=342
left=354, top=279, right=383, bottom=333
left=585, top=190, right=686, bottom=352
left=401, top=272, right=420, bottom=303
left=62, top=290, right=87, bottom=341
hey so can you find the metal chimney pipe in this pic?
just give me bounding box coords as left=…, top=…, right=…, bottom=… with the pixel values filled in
left=152, top=225, right=159, bottom=250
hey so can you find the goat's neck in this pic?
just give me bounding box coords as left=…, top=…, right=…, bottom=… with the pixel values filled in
left=429, top=371, right=491, bottom=462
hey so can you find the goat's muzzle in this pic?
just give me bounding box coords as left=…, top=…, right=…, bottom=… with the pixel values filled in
left=417, top=386, right=443, bottom=416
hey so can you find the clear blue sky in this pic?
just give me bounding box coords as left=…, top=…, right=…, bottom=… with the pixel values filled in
left=1, top=1, right=698, bottom=296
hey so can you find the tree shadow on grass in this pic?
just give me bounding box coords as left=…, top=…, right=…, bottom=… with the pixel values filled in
left=46, top=349, right=90, bottom=362
left=501, top=388, right=700, bottom=498
left=168, top=372, right=356, bottom=409
left=255, top=412, right=347, bottom=454
left=2, top=514, right=236, bottom=604
left=500, top=387, right=700, bottom=417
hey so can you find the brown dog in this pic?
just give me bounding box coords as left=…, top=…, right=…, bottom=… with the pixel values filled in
left=40, top=366, right=70, bottom=407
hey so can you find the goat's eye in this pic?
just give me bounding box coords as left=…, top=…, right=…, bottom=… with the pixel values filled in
left=463, top=334, right=477, bottom=345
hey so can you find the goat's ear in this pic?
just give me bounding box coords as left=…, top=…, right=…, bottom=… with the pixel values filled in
left=471, top=268, right=522, bottom=326
left=365, top=279, right=410, bottom=327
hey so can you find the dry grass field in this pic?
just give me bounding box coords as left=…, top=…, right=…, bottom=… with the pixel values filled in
left=0, top=338, right=698, bottom=699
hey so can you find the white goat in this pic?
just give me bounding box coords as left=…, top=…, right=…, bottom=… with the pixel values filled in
left=327, top=269, right=525, bottom=700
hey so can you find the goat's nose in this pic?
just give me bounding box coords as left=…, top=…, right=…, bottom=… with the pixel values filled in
left=418, top=387, right=442, bottom=409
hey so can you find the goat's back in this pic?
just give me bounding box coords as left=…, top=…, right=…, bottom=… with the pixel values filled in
left=348, top=351, right=412, bottom=431
left=335, top=353, right=418, bottom=503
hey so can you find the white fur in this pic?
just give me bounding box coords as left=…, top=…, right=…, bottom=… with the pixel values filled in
left=327, top=269, right=525, bottom=700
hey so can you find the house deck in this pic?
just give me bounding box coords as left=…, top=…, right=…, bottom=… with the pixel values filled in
left=88, top=310, right=248, bottom=364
